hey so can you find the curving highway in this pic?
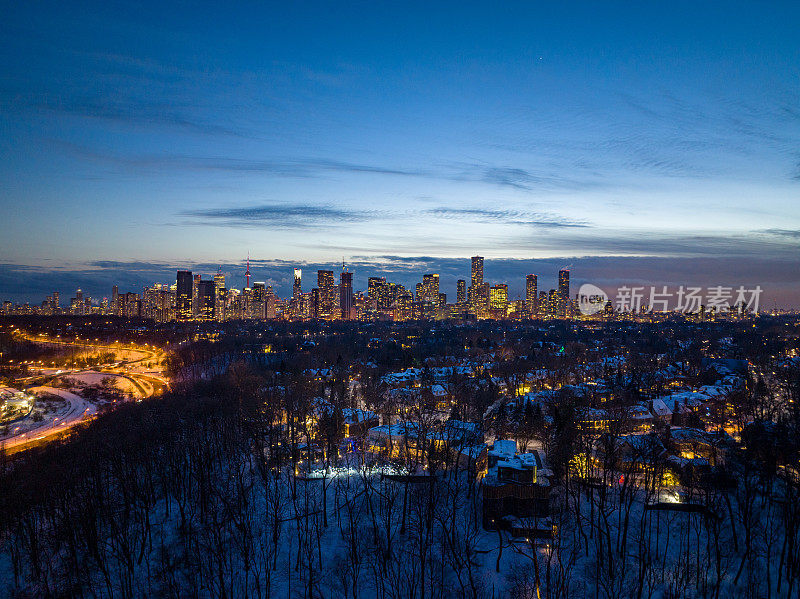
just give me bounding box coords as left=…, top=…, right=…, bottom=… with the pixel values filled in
left=0, top=387, right=97, bottom=453
left=2, top=332, right=171, bottom=454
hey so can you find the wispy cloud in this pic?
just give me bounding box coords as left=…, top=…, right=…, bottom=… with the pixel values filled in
left=60, top=141, right=607, bottom=192
left=180, top=203, right=374, bottom=228
left=424, top=207, right=590, bottom=228
left=477, top=166, right=604, bottom=191
left=87, top=260, right=176, bottom=270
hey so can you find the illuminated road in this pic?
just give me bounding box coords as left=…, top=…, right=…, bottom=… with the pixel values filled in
left=19, top=332, right=162, bottom=367
left=17, top=331, right=169, bottom=389
left=1, top=332, right=171, bottom=454
left=0, top=387, right=97, bottom=453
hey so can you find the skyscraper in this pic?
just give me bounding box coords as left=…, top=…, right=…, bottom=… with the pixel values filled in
left=265, top=285, right=277, bottom=319
left=241, top=286, right=254, bottom=318
left=526, top=274, right=538, bottom=315
left=176, top=270, right=193, bottom=321
left=317, top=270, right=336, bottom=319
left=457, top=279, right=466, bottom=304
left=192, top=274, right=201, bottom=317
left=422, top=273, right=440, bottom=307
left=252, top=282, right=267, bottom=319
left=293, top=268, right=302, bottom=298
left=469, top=256, right=487, bottom=313
left=489, top=284, right=508, bottom=312
left=368, top=277, right=387, bottom=309
left=213, top=272, right=226, bottom=321
left=340, top=270, right=353, bottom=320
left=471, top=256, right=484, bottom=289
left=197, top=280, right=216, bottom=320
left=539, top=290, right=548, bottom=315
left=558, top=269, right=570, bottom=317
left=245, top=252, right=251, bottom=289
left=395, top=292, right=413, bottom=321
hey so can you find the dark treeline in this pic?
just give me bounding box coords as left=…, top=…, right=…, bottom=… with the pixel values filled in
left=0, top=369, right=501, bottom=598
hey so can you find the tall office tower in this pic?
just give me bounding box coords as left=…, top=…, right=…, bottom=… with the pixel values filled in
left=168, top=286, right=177, bottom=321
left=386, top=283, right=405, bottom=308
left=192, top=274, right=201, bottom=317
left=548, top=289, right=557, bottom=315
left=176, top=270, right=193, bottom=321
left=395, top=292, right=413, bottom=321
left=317, top=270, right=336, bottom=319
left=340, top=270, right=353, bottom=319
left=252, top=282, right=267, bottom=319
left=52, top=291, right=60, bottom=313
left=489, top=284, right=508, bottom=313
left=457, top=279, right=466, bottom=304
left=119, top=292, right=141, bottom=318
left=558, top=269, right=570, bottom=317
left=213, top=272, right=226, bottom=321
left=241, top=286, right=254, bottom=318
left=469, top=256, right=485, bottom=310
left=142, top=286, right=155, bottom=321
left=265, top=285, right=277, bottom=319
left=415, top=282, right=423, bottom=301
left=422, top=273, right=440, bottom=306
left=297, top=291, right=310, bottom=319
left=71, top=289, right=85, bottom=315
left=293, top=268, right=302, bottom=298
left=526, top=274, right=538, bottom=315
left=471, top=256, right=484, bottom=288
left=111, top=286, right=118, bottom=314
left=311, top=288, right=320, bottom=318
left=245, top=252, right=251, bottom=289
left=196, top=280, right=216, bottom=320
left=144, top=284, right=174, bottom=322
left=225, top=288, right=241, bottom=319
left=368, top=277, right=386, bottom=308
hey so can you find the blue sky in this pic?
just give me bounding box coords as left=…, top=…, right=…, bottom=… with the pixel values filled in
left=1, top=1, right=799, bottom=305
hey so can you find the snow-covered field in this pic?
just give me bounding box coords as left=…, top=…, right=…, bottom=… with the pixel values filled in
left=0, top=387, right=96, bottom=450
left=61, top=371, right=141, bottom=395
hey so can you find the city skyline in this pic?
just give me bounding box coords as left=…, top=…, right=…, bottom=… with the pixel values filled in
left=0, top=252, right=796, bottom=311
left=1, top=2, right=799, bottom=307
left=3, top=253, right=768, bottom=321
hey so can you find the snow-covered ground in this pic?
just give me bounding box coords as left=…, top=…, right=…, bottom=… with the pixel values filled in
left=61, top=371, right=141, bottom=396
left=0, top=386, right=96, bottom=451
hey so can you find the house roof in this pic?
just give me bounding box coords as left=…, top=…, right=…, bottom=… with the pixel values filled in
left=651, top=398, right=673, bottom=417
left=491, top=439, right=516, bottom=457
